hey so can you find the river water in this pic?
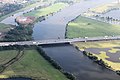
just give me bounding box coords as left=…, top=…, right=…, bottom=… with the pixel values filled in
left=5, top=77, right=32, bottom=80
left=42, top=44, right=120, bottom=80
left=1, top=0, right=120, bottom=80
left=32, top=0, right=115, bottom=40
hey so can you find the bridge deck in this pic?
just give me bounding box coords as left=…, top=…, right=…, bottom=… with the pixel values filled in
left=0, top=36, right=120, bottom=46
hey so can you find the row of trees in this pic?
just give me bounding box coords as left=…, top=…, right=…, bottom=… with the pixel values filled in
left=54, top=0, right=74, bottom=4
left=82, top=51, right=120, bottom=76
left=95, top=15, right=119, bottom=21
left=83, top=51, right=111, bottom=69
left=90, top=14, right=120, bottom=24
left=37, top=46, right=76, bottom=80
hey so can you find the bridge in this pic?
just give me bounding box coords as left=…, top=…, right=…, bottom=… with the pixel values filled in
left=0, top=36, right=120, bottom=47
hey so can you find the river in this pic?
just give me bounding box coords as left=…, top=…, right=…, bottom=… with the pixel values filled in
left=42, top=44, right=120, bottom=80
left=5, top=77, right=32, bottom=80
left=1, top=0, right=120, bottom=80
left=32, top=0, right=115, bottom=40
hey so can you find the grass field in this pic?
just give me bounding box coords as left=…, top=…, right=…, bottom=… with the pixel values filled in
left=24, top=3, right=68, bottom=18
left=0, top=50, right=17, bottom=65
left=73, top=40, right=120, bottom=70
left=66, top=16, right=120, bottom=38
left=0, top=49, right=68, bottom=80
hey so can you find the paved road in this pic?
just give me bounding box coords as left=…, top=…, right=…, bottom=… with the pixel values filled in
left=0, top=36, right=120, bottom=47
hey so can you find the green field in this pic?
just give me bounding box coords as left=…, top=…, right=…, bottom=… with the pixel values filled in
left=0, top=50, right=17, bottom=65
left=0, top=49, right=68, bottom=80
left=24, top=3, right=68, bottom=17
left=0, top=23, right=13, bottom=32
left=66, top=16, right=120, bottom=38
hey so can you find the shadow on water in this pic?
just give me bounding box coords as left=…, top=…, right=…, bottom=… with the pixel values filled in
left=42, top=44, right=120, bottom=80
left=3, top=77, right=32, bottom=80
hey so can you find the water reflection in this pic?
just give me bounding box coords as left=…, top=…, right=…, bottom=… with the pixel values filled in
left=42, top=44, right=120, bottom=80
left=5, top=77, right=32, bottom=80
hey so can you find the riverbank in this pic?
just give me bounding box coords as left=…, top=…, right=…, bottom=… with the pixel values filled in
left=0, top=3, right=69, bottom=42
left=73, top=40, right=120, bottom=71
left=3, top=24, right=33, bottom=42
left=0, top=48, right=68, bottom=80
left=66, top=16, right=120, bottom=38
left=0, top=23, right=15, bottom=41
left=23, top=2, right=69, bottom=24
left=24, top=3, right=68, bottom=18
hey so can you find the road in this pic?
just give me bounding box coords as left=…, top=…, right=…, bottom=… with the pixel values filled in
left=0, top=36, right=120, bottom=47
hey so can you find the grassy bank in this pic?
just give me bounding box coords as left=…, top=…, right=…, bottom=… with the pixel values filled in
left=0, top=49, right=68, bottom=80
left=73, top=40, right=120, bottom=71
left=66, top=16, right=120, bottom=38
left=24, top=3, right=68, bottom=18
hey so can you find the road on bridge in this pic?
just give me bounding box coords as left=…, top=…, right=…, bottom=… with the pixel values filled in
left=0, top=36, right=120, bottom=47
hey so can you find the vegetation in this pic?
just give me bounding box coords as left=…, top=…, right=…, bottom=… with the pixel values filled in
left=37, top=47, right=75, bottom=80
left=0, top=49, right=68, bottom=80
left=4, top=25, right=33, bottom=41
left=73, top=40, right=120, bottom=71
left=0, top=23, right=13, bottom=33
left=66, top=16, right=120, bottom=38
left=73, top=40, right=120, bottom=50
left=83, top=51, right=111, bottom=69
left=24, top=3, right=68, bottom=18
left=0, top=50, right=18, bottom=65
